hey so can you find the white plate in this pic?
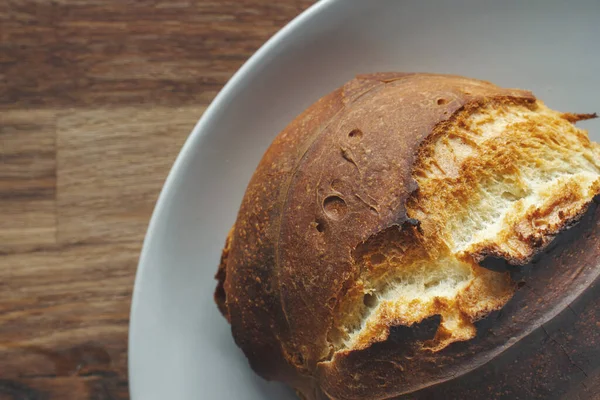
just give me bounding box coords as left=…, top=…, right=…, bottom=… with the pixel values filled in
left=128, top=1, right=600, bottom=399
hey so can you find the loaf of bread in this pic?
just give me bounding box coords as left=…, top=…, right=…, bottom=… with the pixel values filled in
left=214, top=73, right=600, bottom=399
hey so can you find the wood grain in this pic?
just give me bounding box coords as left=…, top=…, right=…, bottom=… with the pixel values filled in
left=56, top=106, right=202, bottom=244
left=0, top=0, right=314, bottom=398
left=0, top=111, right=56, bottom=253
left=2, top=0, right=314, bottom=109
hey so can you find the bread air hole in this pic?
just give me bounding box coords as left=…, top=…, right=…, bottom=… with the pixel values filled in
left=436, top=98, right=448, bottom=105
left=315, top=220, right=325, bottom=233
left=323, top=195, right=348, bottom=220
left=348, top=129, right=362, bottom=139
left=363, top=293, right=378, bottom=308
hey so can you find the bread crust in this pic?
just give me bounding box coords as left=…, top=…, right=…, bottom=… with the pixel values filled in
left=215, top=73, right=599, bottom=399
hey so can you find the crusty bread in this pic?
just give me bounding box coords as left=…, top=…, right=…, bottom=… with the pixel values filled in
left=214, top=73, right=600, bottom=399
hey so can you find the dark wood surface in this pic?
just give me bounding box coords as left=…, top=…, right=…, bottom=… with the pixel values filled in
left=0, top=1, right=313, bottom=398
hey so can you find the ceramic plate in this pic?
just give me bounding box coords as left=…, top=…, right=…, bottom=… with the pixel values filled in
left=128, top=1, right=600, bottom=398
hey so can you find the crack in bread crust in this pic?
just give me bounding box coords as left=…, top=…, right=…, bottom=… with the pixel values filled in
left=332, top=100, right=600, bottom=353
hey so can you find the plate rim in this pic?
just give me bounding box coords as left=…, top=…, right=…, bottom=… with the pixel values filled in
left=127, top=0, right=338, bottom=398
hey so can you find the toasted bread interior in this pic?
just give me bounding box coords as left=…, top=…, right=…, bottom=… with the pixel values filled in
left=332, top=101, right=600, bottom=352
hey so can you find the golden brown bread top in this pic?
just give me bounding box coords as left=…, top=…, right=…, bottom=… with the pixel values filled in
left=214, top=73, right=599, bottom=399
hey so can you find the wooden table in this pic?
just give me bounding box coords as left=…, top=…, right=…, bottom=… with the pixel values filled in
left=0, top=1, right=313, bottom=398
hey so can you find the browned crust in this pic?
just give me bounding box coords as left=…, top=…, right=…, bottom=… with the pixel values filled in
left=315, top=200, right=600, bottom=400
left=215, top=73, right=599, bottom=398
left=221, top=81, right=352, bottom=390
left=561, top=112, right=598, bottom=123
left=214, top=227, right=233, bottom=321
